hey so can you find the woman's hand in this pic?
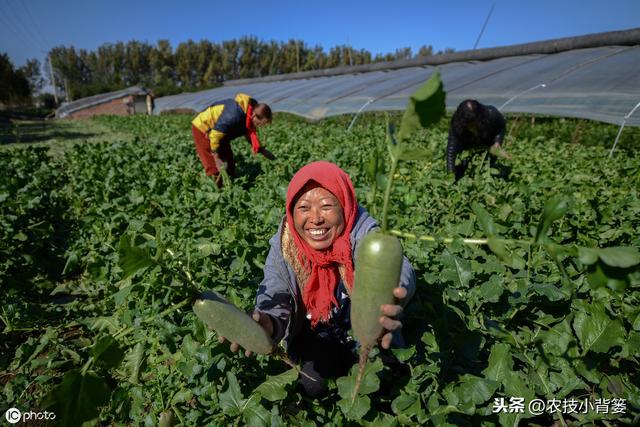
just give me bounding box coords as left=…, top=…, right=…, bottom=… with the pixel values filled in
left=217, top=310, right=274, bottom=357
left=490, top=142, right=512, bottom=160
left=379, top=286, right=408, bottom=350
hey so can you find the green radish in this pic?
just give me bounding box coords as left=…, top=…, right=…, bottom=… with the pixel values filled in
left=158, top=410, right=174, bottom=427
left=194, top=291, right=318, bottom=382
left=193, top=291, right=273, bottom=355
left=350, top=231, right=403, bottom=401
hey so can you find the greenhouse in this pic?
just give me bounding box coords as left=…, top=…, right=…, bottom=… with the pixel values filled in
left=154, top=28, right=640, bottom=127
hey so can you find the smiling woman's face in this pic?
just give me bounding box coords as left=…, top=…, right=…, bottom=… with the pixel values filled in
left=293, top=184, right=345, bottom=251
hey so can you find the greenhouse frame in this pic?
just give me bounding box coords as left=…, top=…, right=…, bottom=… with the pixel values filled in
left=154, top=28, right=640, bottom=128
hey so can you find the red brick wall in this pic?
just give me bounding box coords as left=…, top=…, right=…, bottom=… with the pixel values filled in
left=68, top=95, right=135, bottom=119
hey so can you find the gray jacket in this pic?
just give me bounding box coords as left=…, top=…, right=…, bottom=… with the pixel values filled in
left=255, top=205, right=416, bottom=349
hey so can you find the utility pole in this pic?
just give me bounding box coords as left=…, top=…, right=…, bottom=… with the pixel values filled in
left=296, top=40, right=300, bottom=73
left=47, top=53, right=59, bottom=105
left=64, top=78, right=70, bottom=102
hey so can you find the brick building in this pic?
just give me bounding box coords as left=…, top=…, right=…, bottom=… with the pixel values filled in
left=55, top=87, right=154, bottom=119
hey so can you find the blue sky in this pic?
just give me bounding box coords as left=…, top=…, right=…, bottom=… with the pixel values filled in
left=1, top=0, right=639, bottom=69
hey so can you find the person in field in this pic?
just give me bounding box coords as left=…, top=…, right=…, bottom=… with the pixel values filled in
left=191, top=93, right=275, bottom=184
left=447, top=99, right=511, bottom=179
left=221, top=161, right=416, bottom=397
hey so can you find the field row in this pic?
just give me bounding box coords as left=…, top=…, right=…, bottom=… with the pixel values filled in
left=1, top=113, right=638, bottom=426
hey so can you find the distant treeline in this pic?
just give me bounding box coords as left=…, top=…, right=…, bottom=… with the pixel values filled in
left=0, top=53, right=36, bottom=106
left=45, top=37, right=454, bottom=101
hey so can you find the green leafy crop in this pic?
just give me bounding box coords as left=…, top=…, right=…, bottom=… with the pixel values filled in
left=0, top=103, right=638, bottom=426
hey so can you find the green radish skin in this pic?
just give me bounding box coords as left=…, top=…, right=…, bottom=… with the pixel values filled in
left=193, top=291, right=273, bottom=355
left=350, top=231, right=404, bottom=402
left=158, top=410, right=174, bottom=427
left=351, top=232, right=403, bottom=347
left=194, top=292, right=319, bottom=382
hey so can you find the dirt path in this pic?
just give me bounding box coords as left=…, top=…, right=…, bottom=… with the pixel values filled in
left=0, top=117, right=134, bottom=157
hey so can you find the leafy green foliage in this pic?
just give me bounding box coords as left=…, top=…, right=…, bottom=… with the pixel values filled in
left=0, top=147, right=73, bottom=292
left=535, top=195, right=571, bottom=243
left=118, top=233, right=156, bottom=279
left=336, top=358, right=383, bottom=419
left=42, top=370, right=111, bottom=427
left=254, top=368, right=298, bottom=402
left=0, top=111, right=638, bottom=425
left=397, top=71, right=446, bottom=142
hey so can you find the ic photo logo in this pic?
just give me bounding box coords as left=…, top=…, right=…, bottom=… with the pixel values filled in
left=4, top=407, right=56, bottom=424
left=5, top=408, right=21, bottom=424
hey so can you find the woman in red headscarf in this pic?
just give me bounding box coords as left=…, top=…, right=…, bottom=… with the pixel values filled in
left=223, top=161, right=416, bottom=397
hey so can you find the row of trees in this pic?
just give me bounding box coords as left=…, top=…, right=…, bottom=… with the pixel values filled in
left=48, top=37, right=454, bottom=101
left=4, top=36, right=454, bottom=105
left=0, top=54, right=45, bottom=107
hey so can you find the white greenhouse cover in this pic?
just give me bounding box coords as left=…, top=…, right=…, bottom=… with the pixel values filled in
left=154, top=34, right=640, bottom=126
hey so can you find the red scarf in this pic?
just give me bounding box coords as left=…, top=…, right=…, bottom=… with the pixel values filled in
left=245, top=104, right=261, bottom=154
left=285, top=161, right=357, bottom=326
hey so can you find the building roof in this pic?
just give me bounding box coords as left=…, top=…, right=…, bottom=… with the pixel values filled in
left=56, top=86, right=150, bottom=118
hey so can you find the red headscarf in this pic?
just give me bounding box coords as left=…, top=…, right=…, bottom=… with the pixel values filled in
left=245, top=104, right=261, bottom=154
left=285, top=161, right=357, bottom=326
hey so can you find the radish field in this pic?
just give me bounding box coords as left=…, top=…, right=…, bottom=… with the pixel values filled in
left=1, top=113, right=639, bottom=426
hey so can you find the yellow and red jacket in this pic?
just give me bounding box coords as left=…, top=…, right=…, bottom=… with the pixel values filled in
left=192, top=93, right=260, bottom=153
